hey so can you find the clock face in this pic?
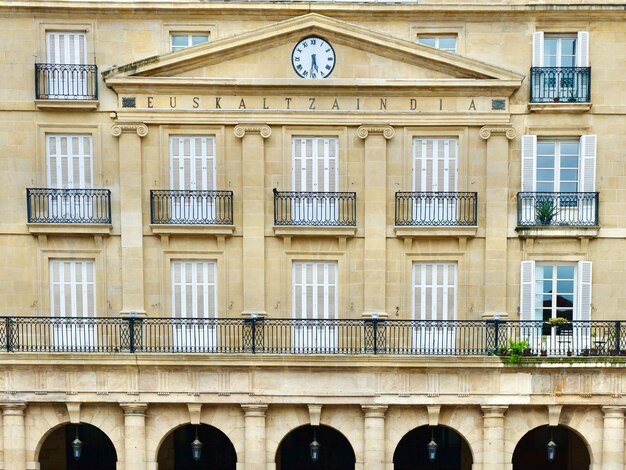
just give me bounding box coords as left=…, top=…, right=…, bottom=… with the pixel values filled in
left=291, top=36, right=336, bottom=79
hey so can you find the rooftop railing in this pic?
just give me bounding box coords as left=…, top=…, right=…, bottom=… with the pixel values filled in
left=273, top=189, right=356, bottom=226
left=530, top=67, right=590, bottom=103
left=395, top=192, right=477, bottom=226
left=0, top=317, right=622, bottom=357
left=35, top=63, right=98, bottom=100
left=150, top=190, right=234, bottom=225
left=26, top=188, right=111, bottom=224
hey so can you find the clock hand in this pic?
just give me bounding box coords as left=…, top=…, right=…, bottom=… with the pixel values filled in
left=310, top=54, right=319, bottom=74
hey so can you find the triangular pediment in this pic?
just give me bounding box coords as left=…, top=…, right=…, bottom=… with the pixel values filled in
left=103, top=13, right=522, bottom=92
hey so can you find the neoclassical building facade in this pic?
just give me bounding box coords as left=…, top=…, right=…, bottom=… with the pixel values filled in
left=0, top=0, right=625, bottom=469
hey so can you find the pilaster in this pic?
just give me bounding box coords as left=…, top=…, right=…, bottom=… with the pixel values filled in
left=1, top=402, right=26, bottom=470
left=357, top=125, right=394, bottom=317
left=479, top=125, right=516, bottom=318
left=112, top=122, right=149, bottom=315
left=481, top=405, right=508, bottom=470
left=362, top=405, right=388, bottom=470
left=120, top=403, right=148, bottom=470
left=234, top=124, right=272, bottom=317
left=602, top=406, right=626, bottom=470
left=242, top=404, right=268, bottom=470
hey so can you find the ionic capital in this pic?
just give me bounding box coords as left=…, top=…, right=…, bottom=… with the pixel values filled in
left=120, top=402, right=148, bottom=416
left=233, top=124, right=272, bottom=139
left=111, top=122, right=148, bottom=138
left=241, top=404, right=268, bottom=417
left=479, top=125, right=516, bottom=141
left=357, top=125, right=395, bottom=140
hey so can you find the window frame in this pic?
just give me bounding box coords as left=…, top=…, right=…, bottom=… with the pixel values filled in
left=417, top=35, right=458, bottom=53
left=411, top=25, right=465, bottom=54
left=170, top=33, right=210, bottom=52
left=162, top=23, right=216, bottom=53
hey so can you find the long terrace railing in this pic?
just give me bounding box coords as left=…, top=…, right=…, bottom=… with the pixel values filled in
left=26, top=188, right=112, bottom=224
left=273, top=189, right=356, bottom=226
left=395, top=192, right=477, bottom=226
left=0, top=317, right=623, bottom=356
left=35, top=63, right=98, bottom=100
left=150, top=190, right=234, bottom=225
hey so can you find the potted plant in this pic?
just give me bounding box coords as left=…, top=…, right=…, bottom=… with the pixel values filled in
left=535, top=198, right=559, bottom=225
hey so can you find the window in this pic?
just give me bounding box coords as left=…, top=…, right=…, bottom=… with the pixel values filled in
left=47, top=134, right=93, bottom=189
left=411, top=262, right=456, bottom=353
left=45, top=31, right=89, bottom=99
left=520, top=260, right=592, bottom=353
left=520, top=135, right=596, bottom=224
left=292, top=261, right=337, bottom=352
left=46, top=31, right=86, bottom=65
left=170, top=33, right=209, bottom=52
left=171, top=260, right=218, bottom=351
left=417, top=35, right=457, bottom=53
left=532, top=32, right=589, bottom=68
left=49, top=259, right=96, bottom=350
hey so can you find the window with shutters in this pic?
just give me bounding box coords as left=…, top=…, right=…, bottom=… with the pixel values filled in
left=531, top=31, right=590, bottom=103
left=519, top=134, right=597, bottom=226
left=43, top=31, right=91, bottom=100
left=171, top=260, right=218, bottom=351
left=411, top=262, right=457, bottom=353
left=49, top=258, right=97, bottom=350
left=520, top=260, right=592, bottom=353
left=292, top=261, right=338, bottom=352
left=47, top=134, right=93, bottom=189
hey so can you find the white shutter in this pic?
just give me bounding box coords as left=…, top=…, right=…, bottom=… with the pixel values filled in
left=413, top=138, right=457, bottom=192
left=520, top=261, right=535, bottom=321
left=46, top=135, right=93, bottom=188
left=50, top=259, right=95, bottom=318
left=412, top=263, right=456, bottom=321
left=292, top=261, right=337, bottom=320
left=521, top=135, right=537, bottom=192
left=171, top=260, right=217, bottom=319
left=292, top=137, right=338, bottom=192
left=170, top=136, right=215, bottom=191
left=579, top=135, right=596, bottom=192
left=46, top=32, right=86, bottom=64
left=576, top=261, right=592, bottom=321
left=576, top=31, right=590, bottom=67
left=532, top=32, right=544, bottom=67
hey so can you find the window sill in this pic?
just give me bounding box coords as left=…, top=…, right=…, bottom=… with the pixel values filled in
left=150, top=224, right=235, bottom=236
left=27, top=223, right=112, bottom=235
left=394, top=226, right=478, bottom=238
left=273, top=225, right=357, bottom=237
left=35, top=99, right=99, bottom=111
left=516, top=226, right=599, bottom=238
left=527, top=102, right=591, bottom=113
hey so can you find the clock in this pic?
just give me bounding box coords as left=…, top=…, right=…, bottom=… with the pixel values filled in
left=291, top=36, right=336, bottom=79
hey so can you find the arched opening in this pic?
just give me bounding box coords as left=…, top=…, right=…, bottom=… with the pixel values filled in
left=393, top=425, right=472, bottom=470
left=512, top=425, right=591, bottom=470
left=157, top=423, right=237, bottom=470
left=39, top=422, right=117, bottom=470
left=276, top=424, right=355, bottom=470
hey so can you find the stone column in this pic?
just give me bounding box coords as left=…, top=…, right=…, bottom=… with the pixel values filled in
left=479, top=126, right=516, bottom=318
left=242, top=404, right=268, bottom=470
left=481, top=405, right=508, bottom=470
left=234, top=125, right=272, bottom=317
left=357, top=125, right=394, bottom=317
left=120, top=403, right=148, bottom=470
left=602, top=406, right=626, bottom=470
left=362, top=405, right=387, bottom=470
left=112, top=123, right=149, bottom=315
left=1, top=403, right=26, bottom=470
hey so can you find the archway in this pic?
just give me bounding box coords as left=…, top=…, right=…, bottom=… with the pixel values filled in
left=276, top=424, right=355, bottom=470
left=39, top=422, right=117, bottom=470
left=157, top=423, right=237, bottom=470
left=512, top=425, right=591, bottom=470
left=393, top=425, right=472, bottom=470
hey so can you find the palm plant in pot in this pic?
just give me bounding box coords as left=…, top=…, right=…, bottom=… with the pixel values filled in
left=535, top=198, right=559, bottom=225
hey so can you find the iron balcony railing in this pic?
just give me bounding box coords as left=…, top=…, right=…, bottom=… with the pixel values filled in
left=273, top=189, right=356, bottom=226
left=35, top=63, right=98, bottom=100
left=395, top=192, right=477, bottom=226
left=517, top=192, right=599, bottom=227
left=150, top=190, right=234, bottom=225
left=0, top=317, right=623, bottom=357
left=530, top=67, right=591, bottom=103
left=26, top=188, right=111, bottom=224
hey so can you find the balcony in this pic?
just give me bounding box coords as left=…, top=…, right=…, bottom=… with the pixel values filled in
left=34, top=63, right=98, bottom=110
left=394, top=191, right=478, bottom=239
left=273, top=189, right=357, bottom=237
left=529, top=67, right=591, bottom=111
left=150, top=190, right=234, bottom=236
left=0, top=316, right=623, bottom=357
left=26, top=188, right=112, bottom=235
left=516, top=192, right=599, bottom=237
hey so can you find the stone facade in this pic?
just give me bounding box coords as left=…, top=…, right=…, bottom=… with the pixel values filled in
left=1, top=1, right=626, bottom=469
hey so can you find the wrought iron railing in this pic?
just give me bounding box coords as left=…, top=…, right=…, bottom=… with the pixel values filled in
left=0, top=317, right=623, bottom=357
left=26, top=188, right=111, bottom=224
left=150, top=190, right=233, bottom=225
left=35, top=63, right=98, bottom=100
left=273, top=189, right=356, bottom=226
left=395, top=192, right=477, bottom=226
left=517, top=192, right=599, bottom=227
left=530, top=67, right=591, bottom=103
